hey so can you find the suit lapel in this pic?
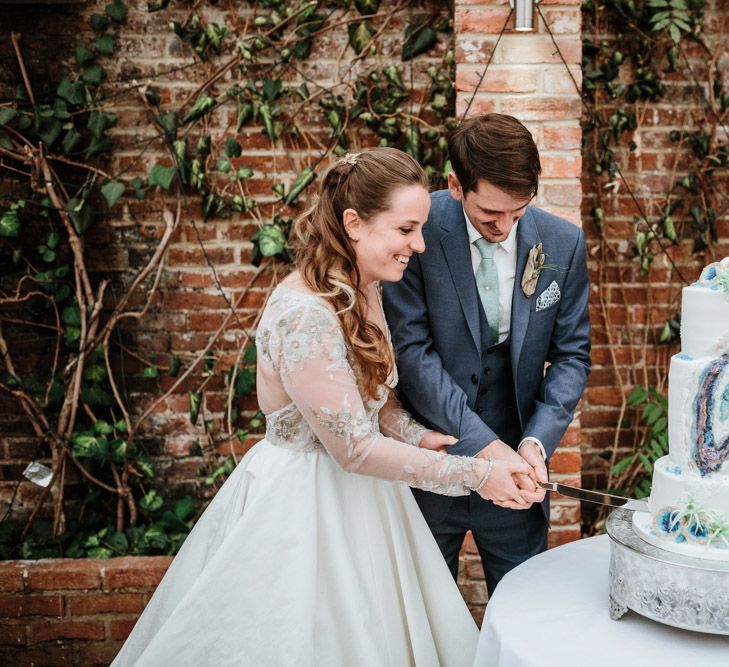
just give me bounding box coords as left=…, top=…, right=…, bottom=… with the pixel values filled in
left=440, top=205, right=482, bottom=351
left=511, top=208, right=540, bottom=371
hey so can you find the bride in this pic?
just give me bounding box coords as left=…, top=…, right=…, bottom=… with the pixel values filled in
left=112, top=148, right=532, bottom=666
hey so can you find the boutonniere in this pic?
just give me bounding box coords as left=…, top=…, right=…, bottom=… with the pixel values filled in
left=521, top=243, right=545, bottom=297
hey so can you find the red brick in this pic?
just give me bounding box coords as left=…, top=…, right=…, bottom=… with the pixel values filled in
left=27, top=560, right=102, bottom=592
left=1, top=646, right=74, bottom=666
left=81, top=642, right=125, bottom=666
left=455, top=8, right=514, bottom=34
left=543, top=125, right=582, bottom=150
left=550, top=449, right=581, bottom=473
left=109, top=619, right=137, bottom=641
left=456, top=67, right=538, bottom=93
left=541, top=154, right=582, bottom=179
left=542, top=183, right=583, bottom=207
left=67, top=592, right=146, bottom=616
left=0, top=624, right=27, bottom=646
left=0, top=563, right=25, bottom=592
left=0, top=594, right=63, bottom=617
left=30, top=620, right=105, bottom=643
left=456, top=95, right=496, bottom=119
left=550, top=500, right=581, bottom=525
left=103, top=557, right=172, bottom=590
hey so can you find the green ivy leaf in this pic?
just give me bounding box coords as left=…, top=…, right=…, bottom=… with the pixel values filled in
left=189, top=391, right=202, bottom=425
left=174, top=496, right=195, bottom=521
left=148, top=0, right=171, bottom=12
left=87, top=546, right=114, bottom=559
left=57, top=80, right=87, bottom=106
left=37, top=117, right=62, bottom=146
left=168, top=355, right=181, bottom=377
left=94, top=420, right=114, bottom=435
left=82, top=65, right=104, bottom=85
left=75, top=45, right=96, bottom=65
left=143, top=365, right=158, bottom=378
left=61, top=128, right=82, bottom=154
left=355, top=0, right=380, bottom=15
left=0, top=210, right=20, bottom=237
left=284, top=167, right=316, bottom=205
left=148, top=164, right=176, bottom=190
left=140, top=490, right=164, bottom=513
left=105, top=1, right=127, bottom=22
left=90, top=13, right=109, bottom=32
left=182, top=93, right=215, bottom=123
left=87, top=111, right=117, bottom=139
left=225, top=137, right=242, bottom=157
left=72, top=432, right=109, bottom=459
left=402, top=25, right=437, bottom=61
left=155, top=111, right=177, bottom=138
left=101, top=181, right=125, bottom=208
left=92, top=34, right=115, bottom=55
left=348, top=21, right=376, bottom=55
left=0, top=108, right=17, bottom=126
left=256, top=224, right=286, bottom=257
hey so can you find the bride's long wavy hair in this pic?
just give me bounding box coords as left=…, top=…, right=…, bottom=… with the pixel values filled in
left=294, top=148, right=429, bottom=400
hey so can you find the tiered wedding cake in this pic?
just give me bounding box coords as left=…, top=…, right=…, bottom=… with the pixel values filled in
left=632, top=259, right=729, bottom=561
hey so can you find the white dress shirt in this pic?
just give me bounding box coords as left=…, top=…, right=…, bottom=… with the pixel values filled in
left=463, top=208, right=547, bottom=460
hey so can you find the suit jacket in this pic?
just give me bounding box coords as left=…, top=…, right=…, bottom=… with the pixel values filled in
left=382, top=190, right=591, bottom=461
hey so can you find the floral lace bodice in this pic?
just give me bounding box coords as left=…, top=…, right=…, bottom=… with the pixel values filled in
left=255, top=285, right=487, bottom=496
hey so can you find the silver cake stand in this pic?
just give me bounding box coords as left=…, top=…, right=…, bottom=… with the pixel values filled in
left=607, top=509, right=729, bottom=635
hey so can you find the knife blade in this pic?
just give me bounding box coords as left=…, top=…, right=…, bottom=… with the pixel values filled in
left=537, top=481, right=650, bottom=513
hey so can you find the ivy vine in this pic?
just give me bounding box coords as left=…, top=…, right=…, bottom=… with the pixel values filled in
left=0, top=0, right=456, bottom=558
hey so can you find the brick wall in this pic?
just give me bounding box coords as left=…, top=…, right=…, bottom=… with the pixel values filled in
left=579, top=0, right=729, bottom=506
left=0, top=556, right=171, bottom=665
left=3, top=0, right=725, bottom=654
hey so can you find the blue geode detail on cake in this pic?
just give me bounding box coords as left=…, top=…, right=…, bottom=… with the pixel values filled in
left=676, top=353, right=694, bottom=361
left=652, top=499, right=729, bottom=549
left=654, top=507, right=682, bottom=537
left=664, top=464, right=682, bottom=475
left=691, top=352, right=729, bottom=475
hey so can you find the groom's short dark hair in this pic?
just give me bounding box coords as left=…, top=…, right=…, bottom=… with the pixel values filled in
left=447, top=114, right=541, bottom=199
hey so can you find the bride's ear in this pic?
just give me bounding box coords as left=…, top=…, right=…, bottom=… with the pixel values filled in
left=342, top=208, right=361, bottom=242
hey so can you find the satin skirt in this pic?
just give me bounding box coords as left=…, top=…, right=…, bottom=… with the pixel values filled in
left=111, top=441, right=479, bottom=666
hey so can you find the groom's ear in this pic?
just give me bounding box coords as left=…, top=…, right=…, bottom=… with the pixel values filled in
left=447, top=172, right=463, bottom=201
left=342, top=208, right=361, bottom=242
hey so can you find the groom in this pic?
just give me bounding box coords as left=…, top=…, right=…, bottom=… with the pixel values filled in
left=383, top=114, right=591, bottom=593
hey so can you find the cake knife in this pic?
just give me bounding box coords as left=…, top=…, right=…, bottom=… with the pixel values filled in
left=537, top=481, right=650, bottom=512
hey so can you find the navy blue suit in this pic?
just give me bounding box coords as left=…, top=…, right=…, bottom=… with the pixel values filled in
left=383, top=190, right=591, bottom=592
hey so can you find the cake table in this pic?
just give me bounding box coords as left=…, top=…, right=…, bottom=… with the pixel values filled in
left=474, top=533, right=729, bottom=667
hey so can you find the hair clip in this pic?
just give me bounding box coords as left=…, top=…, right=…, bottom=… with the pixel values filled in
left=343, top=152, right=360, bottom=166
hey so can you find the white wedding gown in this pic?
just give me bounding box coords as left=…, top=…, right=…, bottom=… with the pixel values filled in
left=112, top=285, right=481, bottom=666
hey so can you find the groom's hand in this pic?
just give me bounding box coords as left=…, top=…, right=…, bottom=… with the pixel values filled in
left=517, top=439, right=547, bottom=504
left=476, top=439, right=534, bottom=510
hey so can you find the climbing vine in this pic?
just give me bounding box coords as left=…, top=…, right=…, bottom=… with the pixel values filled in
left=581, top=0, right=728, bottom=524
left=0, top=0, right=456, bottom=558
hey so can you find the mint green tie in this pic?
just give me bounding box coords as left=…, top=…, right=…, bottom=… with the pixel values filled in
left=474, top=237, right=499, bottom=341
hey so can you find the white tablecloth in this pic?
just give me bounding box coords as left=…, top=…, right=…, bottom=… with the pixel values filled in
left=474, top=534, right=729, bottom=666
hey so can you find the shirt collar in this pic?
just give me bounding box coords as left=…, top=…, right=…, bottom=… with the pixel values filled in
left=463, top=206, right=518, bottom=254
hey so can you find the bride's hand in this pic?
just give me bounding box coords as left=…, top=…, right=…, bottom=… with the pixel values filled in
left=418, top=431, right=457, bottom=452
left=475, top=458, right=532, bottom=509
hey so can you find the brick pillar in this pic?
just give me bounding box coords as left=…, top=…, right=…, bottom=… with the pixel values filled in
left=453, top=0, right=584, bottom=620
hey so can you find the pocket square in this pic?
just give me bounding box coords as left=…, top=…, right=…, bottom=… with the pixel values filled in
left=535, top=281, right=560, bottom=312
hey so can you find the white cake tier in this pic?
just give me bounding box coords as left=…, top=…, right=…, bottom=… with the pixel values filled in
left=632, top=511, right=729, bottom=561
left=633, top=456, right=729, bottom=560
left=649, top=456, right=729, bottom=520
left=681, top=285, right=729, bottom=357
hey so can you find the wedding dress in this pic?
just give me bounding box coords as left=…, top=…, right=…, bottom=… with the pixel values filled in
left=112, top=284, right=481, bottom=666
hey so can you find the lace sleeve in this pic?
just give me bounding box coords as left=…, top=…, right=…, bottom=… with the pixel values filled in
left=268, top=300, right=487, bottom=496
left=378, top=389, right=428, bottom=446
